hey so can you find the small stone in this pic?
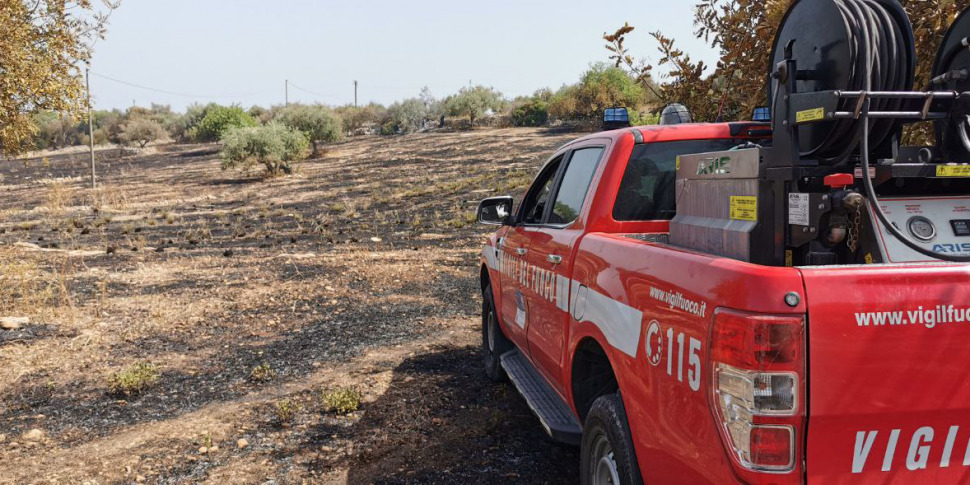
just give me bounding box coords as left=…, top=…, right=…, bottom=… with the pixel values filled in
left=0, top=316, right=28, bottom=330
left=223, top=249, right=233, bottom=258
left=135, top=475, right=146, bottom=483
left=23, top=428, right=45, bottom=442
left=209, top=445, right=219, bottom=452
left=237, top=438, right=248, bottom=449
left=370, top=237, right=382, bottom=242
left=0, top=434, right=6, bottom=442
left=198, top=446, right=208, bottom=454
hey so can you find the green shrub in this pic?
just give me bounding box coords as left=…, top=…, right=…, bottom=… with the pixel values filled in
left=120, top=118, right=167, bottom=147
left=275, top=399, right=299, bottom=423
left=250, top=362, right=276, bottom=382
left=512, top=98, right=549, bottom=127
left=108, top=362, right=159, bottom=397
left=548, top=62, right=649, bottom=121
left=274, top=104, right=343, bottom=150
left=321, top=387, right=362, bottom=414
left=191, top=105, right=257, bottom=142
left=220, top=123, right=310, bottom=176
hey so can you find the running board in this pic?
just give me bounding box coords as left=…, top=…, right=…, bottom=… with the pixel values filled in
left=500, top=349, right=582, bottom=446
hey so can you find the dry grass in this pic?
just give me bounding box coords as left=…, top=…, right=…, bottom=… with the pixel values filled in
left=0, top=128, right=578, bottom=483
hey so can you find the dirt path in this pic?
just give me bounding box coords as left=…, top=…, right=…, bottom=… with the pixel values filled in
left=0, top=128, right=580, bottom=484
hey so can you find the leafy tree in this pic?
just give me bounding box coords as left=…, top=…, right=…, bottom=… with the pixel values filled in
left=335, top=103, right=387, bottom=134
left=274, top=104, right=343, bottom=153
left=32, top=111, right=81, bottom=150
left=169, top=103, right=216, bottom=142
left=220, top=123, right=310, bottom=176
left=605, top=0, right=963, bottom=132
left=0, top=0, right=118, bottom=156
left=444, top=86, right=505, bottom=126
left=190, top=105, right=257, bottom=142
left=382, top=98, right=428, bottom=134
left=548, top=63, right=650, bottom=121
left=419, top=86, right=445, bottom=120
left=120, top=118, right=166, bottom=148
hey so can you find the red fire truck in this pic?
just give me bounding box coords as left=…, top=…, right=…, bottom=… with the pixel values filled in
left=477, top=1, right=970, bottom=483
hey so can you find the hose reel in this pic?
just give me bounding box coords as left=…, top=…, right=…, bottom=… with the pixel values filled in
left=768, top=0, right=915, bottom=164
left=766, top=0, right=970, bottom=263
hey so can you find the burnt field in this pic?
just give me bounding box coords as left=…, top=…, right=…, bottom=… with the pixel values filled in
left=0, top=128, right=580, bottom=484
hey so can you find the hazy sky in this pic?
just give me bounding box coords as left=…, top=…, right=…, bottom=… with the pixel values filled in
left=88, top=1, right=718, bottom=112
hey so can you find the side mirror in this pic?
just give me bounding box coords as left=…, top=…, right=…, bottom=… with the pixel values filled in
left=477, top=196, right=514, bottom=226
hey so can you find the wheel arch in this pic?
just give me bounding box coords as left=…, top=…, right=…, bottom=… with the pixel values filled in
left=570, top=336, right=620, bottom=423
left=480, top=263, right=491, bottom=293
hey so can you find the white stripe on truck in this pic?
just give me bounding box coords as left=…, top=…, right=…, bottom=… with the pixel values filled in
left=482, top=245, right=643, bottom=358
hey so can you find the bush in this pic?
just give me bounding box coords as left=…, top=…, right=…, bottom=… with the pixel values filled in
left=321, top=387, right=362, bottom=414
left=220, top=123, right=310, bottom=176
left=190, top=105, right=256, bottom=142
left=108, top=362, right=159, bottom=397
left=381, top=98, right=428, bottom=135
left=335, top=103, right=387, bottom=134
left=32, top=111, right=80, bottom=150
left=512, top=98, right=549, bottom=127
left=548, top=63, right=649, bottom=121
left=274, top=104, right=342, bottom=151
left=120, top=118, right=167, bottom=147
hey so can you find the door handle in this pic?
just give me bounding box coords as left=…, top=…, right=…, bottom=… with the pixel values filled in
left=547, top=254, right=563, bottom=265
left=515, top=248, right=528, bottom=256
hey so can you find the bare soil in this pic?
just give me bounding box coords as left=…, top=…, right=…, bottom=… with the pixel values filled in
left=0, top=128, right=581, bottom=484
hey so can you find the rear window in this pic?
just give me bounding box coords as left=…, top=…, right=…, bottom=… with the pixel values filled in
left=612, top=139, right=751, bottom=221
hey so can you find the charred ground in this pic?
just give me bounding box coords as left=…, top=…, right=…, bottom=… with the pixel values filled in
left=0, top=128, right=579, bottom=484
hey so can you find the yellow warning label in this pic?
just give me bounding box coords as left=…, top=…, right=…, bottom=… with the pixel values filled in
left=864, top=253, right=874, bottom=265
left=785, top=250, right=793, bottom=267
left=676, top=156, right=680, bottom=171
left=796, top=107, right=826, bottom=123
left=936, top=165, right=970, bottom=177
left=730, top=196, right=758, bottom=221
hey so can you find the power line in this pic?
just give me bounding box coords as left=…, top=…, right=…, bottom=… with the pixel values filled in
left=286, top=82, right=342, bottom=100
left=90, top=72, right=270, bottom=100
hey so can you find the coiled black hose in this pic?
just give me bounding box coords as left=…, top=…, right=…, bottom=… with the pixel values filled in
left=843, top=0, right=970, bottom=263
left=808, top=0, right=910, bottom=163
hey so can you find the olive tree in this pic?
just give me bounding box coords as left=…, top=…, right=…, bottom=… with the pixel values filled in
left=444, top=86, right=505, bottom=127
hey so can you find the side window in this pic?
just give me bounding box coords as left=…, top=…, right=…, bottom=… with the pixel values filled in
left=549, top=147, right=603, bottom=225
left=612, top=139, right=745, bottom=221
left=519, top=156, right=563, bottom=224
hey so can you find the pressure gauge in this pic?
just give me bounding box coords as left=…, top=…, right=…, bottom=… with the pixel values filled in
left=907, top=216, right=937, bottom=242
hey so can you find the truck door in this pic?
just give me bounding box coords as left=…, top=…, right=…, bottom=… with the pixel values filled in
left=499, top=154, right=565, bottom=349
left=525, top=146, right=605, bottom=392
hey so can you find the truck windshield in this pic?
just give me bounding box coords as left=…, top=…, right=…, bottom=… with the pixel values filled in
left=613, top=139, right=752, bottom=221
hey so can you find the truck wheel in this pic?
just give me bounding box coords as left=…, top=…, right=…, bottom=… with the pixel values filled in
left=581, top=394, right=644, bottom=485
left=482, top=284, right=511, bottom=382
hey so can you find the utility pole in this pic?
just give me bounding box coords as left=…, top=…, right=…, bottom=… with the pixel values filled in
left=353, top=80, right=358, bottom=107
left=285, top=79, right=289, bottom=106
left=86, top=68, right=96, bottom=189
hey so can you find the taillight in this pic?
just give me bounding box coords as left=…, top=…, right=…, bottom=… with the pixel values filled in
left=711, top=308, right=805, bottom=483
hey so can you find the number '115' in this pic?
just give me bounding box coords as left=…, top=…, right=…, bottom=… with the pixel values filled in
left=666, top=328, right=701, bottom=392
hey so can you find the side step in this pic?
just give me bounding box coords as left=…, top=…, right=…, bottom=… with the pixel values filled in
left=500, top=349, right=583, bottom=446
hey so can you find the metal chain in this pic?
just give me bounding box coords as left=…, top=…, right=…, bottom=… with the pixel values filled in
left=847, top=208, right=861, bottom=252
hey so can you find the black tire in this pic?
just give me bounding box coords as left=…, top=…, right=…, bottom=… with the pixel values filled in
left=482, top=284, right=512, bottom=382
left=581, top=394, right=644, bottom=485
